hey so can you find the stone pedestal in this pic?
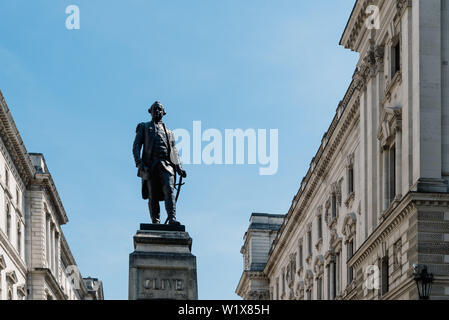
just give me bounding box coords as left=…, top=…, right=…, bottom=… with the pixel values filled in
left=128, top=224, right=198, bottom=300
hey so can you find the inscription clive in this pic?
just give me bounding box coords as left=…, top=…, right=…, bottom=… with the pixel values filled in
left=143, top=278, right=184, bottom=291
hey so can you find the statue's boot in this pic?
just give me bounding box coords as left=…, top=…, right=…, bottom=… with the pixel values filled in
left=149, top=202, right=161, bottom=224
left=167, top=212, right=181, bottom=226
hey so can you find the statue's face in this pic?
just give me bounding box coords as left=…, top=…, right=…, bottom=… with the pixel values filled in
left=151, top=104, right=164, bottom=122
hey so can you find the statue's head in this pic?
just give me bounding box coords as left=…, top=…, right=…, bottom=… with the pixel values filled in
left=148, top=101, right=166, bottom=122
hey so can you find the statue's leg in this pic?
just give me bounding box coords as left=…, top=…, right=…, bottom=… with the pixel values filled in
left=161, top=171, right=177, bottom=223
left=147, top=180, right=160, bottom=224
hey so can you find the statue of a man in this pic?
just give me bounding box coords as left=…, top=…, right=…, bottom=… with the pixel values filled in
left=132, top=101, right=187, bottom=225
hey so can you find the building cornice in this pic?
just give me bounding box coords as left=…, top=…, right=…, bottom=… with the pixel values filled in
left=235, top=270, right=267, bottom=298
left=0, top=90, right=35, bottom=185
left=348, top=192, right=449, bottom=269
left=265, top=78, right=361, bottom=277
left=0, top=92, right=69, bottom=226
left=340, top=0, right=383, bottom=51
left=0, top=228, right=27, bottom=277
left=31, top=268, right=66, bottom=300
left=33, top=172, right=69, bottom=225
left=340, top=0, right=411, bottom=52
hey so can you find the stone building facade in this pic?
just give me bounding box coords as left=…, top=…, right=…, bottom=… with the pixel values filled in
left=237, top=0, right=449, bottom=300
left=0, top=90, right=103, bottom=300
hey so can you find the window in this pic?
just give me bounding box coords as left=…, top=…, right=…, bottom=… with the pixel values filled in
left=329, top=260, right=337, bottom=300
left=348, top=166, right=354, bottom=194
left=5, top=168, right=9, bottom=188
left=336, top=252, right=341, bottom=296
left=6, top=204, right=11, bottom=239
left=16, top=189, right=20, bottom=209
left=307, top=231, right=312, bottom=256
left=306, top=288, right=312, bottom=300
left=17, top=222, right=22, bottom=255
left=381, top=255, right=389, bottom=296
left=317, top=277, right=323, bottom=300
left=282, top=268, right=285, bottom=296
left=298, top=242, right=303, bottom=268
left=388, top=145, right=396, bottom=202
left=275, top=278, right=279, bottom=300
left=317, top=215, right=323, bottom=240
left=391, top=40, right=401, bottom=76
left=384, top=144, right=396, bottom=207
left=331, top=194, right=337, bottom=219
left=347, top=240, right=354, bottom=284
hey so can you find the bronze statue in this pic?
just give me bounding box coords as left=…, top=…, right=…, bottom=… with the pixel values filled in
left=133, top=101, right=187, bottom=225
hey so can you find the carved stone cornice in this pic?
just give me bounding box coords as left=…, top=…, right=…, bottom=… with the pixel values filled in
left=340, top=0, right=379, bottom=51
left=248, top=289, right=270, bottom=300
left=0, top=228, right=26, bottom=276
left=347, top=192, right=448, bottom=269
left=0, top=91, right=35, bottom=186
left=265, top=67, right=361, bottom=277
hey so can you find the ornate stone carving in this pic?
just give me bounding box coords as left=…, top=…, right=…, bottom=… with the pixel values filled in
left=313, top=255, right=325, bottom=276
left=331, top=181, right=342, bottom=206
left=396, top=0, right=411, bottom=19
left=248, top=290, right=270, bottom=300
left=374, top=45, right=385, bottom=72
left=341, top=212, right=357, bottom=241
left=377, top=105, right=402, bottom=148
left=295, top=281, right=305, bottom=300
left=304, top=270, right=314, bottom=290
left=325, top=197, right=331, bottom=226
left=286, top=252, right=297, bottom=288
left=393, top=239, right=402, bottom=271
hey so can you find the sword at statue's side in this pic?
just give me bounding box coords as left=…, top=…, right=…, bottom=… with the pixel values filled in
left=175, top=174, right=185, bottom=202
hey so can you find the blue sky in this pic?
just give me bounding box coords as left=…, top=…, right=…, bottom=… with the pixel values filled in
left=0, top=1, right=358, bottom=299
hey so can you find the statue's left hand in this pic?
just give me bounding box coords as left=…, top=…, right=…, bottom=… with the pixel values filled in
left=179, top=169, right=187, bottom=178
